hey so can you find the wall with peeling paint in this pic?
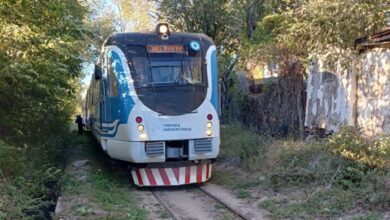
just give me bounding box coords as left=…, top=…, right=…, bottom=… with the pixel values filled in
left=305, top=59, right=356, bottom=132
left=305, top=47, right=390, bottom=136
left=357, top=48, right=390, bottom=136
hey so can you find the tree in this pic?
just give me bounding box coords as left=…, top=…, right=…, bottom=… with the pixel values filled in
left=0, top=0, right=87, bottom=144
left=159, top=0, right=242, bottom=55
left=115, top=0, right=156, bottom=32
left=84, top=0, right=117, bottom=59
left=278, top=0, right=389, bottom=59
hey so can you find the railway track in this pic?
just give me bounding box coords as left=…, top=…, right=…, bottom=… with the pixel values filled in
left=196, top=186, right=250, bottom=220
left=150, top=185, right=248, bottom=220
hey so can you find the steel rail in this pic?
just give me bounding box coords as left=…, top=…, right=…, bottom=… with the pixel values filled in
left=196, top=185, right=248, bottom=220
left=150, top=189, right=179, bottom=220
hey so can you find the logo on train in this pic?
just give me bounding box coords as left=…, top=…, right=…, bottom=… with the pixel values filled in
left=190, top=41, right=200, bottom=51
left=162, top=123, right=192, bottom=132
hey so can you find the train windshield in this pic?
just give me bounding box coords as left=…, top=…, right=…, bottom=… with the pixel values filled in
left=131, top=59, right=202, bottom=87
left=125, top=44, right=207, bottom=115
left=126, top=45, right=205, bottom=88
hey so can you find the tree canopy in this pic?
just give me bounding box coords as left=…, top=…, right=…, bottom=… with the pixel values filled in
left=0, top=0, right=87, bottom=144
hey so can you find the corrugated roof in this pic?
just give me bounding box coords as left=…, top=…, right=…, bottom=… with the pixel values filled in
left=355, top=28, right=390, bottom=51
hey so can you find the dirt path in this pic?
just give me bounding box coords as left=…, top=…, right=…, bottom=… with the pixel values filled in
left=150, top=186, right=240, bottom=220
left=55, top=135, right=167, bottom=219
left=55, top=134, right=270, bottom=220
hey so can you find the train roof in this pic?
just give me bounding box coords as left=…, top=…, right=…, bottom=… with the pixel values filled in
left=104, top=32, right=215, bottom=47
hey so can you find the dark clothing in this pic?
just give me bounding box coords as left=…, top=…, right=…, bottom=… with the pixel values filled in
left=75, top=115, right=83, bottom=135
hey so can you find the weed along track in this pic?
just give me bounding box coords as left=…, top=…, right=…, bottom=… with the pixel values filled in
left=147, top=185, right=245, bottom=220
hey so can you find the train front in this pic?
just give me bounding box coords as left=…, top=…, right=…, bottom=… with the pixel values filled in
left=110, top=24, right=220, bottom=186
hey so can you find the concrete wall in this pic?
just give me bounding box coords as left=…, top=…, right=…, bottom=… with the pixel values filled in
left=305, top=59, right=357, bottom=132
left=357, top=48, right=390, bottom=136
left=305, top=47, right=390, bottom=136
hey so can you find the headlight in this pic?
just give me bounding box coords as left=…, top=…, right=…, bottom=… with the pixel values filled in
left=139, top=133, right=147, bottom=139
left=137, top=124, right=144, bottom=131
left=207, top=122, right=212, bottom=128
left=159, top=25, right=168, bottom=34
left=206, top=130, right=212, bottom=136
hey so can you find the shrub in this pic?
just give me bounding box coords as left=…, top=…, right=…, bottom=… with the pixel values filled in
left=220, top=122, right=268, bottom=170
left=0, top=140, right=26, bottom=178
left=327, top=126, right=390, bottom=169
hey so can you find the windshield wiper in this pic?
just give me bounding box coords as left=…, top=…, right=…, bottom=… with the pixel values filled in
left=174, top=61, right=186, bottom=84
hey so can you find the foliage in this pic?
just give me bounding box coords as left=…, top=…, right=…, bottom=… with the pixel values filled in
left=0, top=0, right=87, bottom=143
left=159, top=0, right=242, bottom=55
left=0, top=141, right=26, bottom=178
left=241, top=0, right=389, bottom=64
left=0, top=0, right=89, bottom=218
left=115, top=0, right=155, bottom=32
left=84, top=3, right=116, bottom=59
left=218, top=123, right=390, bottom=219
left=328, top=127, right=390, bottom=169
left=219, top=122, right=268, bottom=170
left=279, top=1, right=389, bottom=56
left=59, top=135, right=147, bottom=219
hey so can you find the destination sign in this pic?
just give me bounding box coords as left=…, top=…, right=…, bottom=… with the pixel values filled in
left=147, top=45, right=185, bottom=53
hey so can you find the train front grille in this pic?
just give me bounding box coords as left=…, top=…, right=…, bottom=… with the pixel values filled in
left=194, top=139, right=213, bottom=153
left=145, top=141, right=165, bottom=157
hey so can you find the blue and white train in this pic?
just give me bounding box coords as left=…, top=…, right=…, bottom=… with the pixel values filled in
left=84, top=24, right=220, bottom=186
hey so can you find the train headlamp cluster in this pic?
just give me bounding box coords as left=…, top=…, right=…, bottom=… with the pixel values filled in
left=139, top=133, right=147, bottom=139
left=137, top=124, right=144, bottom=131
left=159, top=25, right=168, bottom=34
left=156, top=23, right=170, bottom=38
left=206, top=114, right=213, bottom=136
left=136, top=116, right=147, bottom=139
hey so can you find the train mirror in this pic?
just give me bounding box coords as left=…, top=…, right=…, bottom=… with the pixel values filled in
left=94, top=64, right=102, bottom=80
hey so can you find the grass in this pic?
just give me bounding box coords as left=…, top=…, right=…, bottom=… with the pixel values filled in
left=214, top=123, right=390, bottom=219
left=60, top=134, right=147, bottom=220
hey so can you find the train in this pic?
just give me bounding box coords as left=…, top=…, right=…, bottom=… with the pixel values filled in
left=84, top=23, right=220, bottom=186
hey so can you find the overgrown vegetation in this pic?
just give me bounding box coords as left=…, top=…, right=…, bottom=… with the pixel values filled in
left=215, top=123, right=390, bottom=219
left=58, top=134, right=147, bottom=220
left=0, top=1, right=88, bottom=218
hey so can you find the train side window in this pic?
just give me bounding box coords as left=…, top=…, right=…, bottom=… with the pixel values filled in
left=190, top=58, right=202, bottom=84
left=107, top=56, right=119, bottom=97
left=131, top=58, right=149, bottom=87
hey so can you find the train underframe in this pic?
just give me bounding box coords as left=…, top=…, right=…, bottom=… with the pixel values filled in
left=102, top=137, right=218, bottom=186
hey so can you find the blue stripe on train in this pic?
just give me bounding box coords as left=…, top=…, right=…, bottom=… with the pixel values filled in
left=99, top=50, right=135, bottom=138
left=210, top=50, right=220, bottom=115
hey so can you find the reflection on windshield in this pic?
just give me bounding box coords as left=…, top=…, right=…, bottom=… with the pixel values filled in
left=129, top=58, right=203, bottom=88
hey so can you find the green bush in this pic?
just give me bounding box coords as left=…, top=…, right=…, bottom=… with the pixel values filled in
left=328, top=126, right=390, bottom=169
left=0, top=140, right=26, bottom=178
left=219, top=123, right=390, bottom=218
left=220, top=122, right=268, bottom=170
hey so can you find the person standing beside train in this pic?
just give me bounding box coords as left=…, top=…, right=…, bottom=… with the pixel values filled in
left=75, top=115, right=84, bottom=135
